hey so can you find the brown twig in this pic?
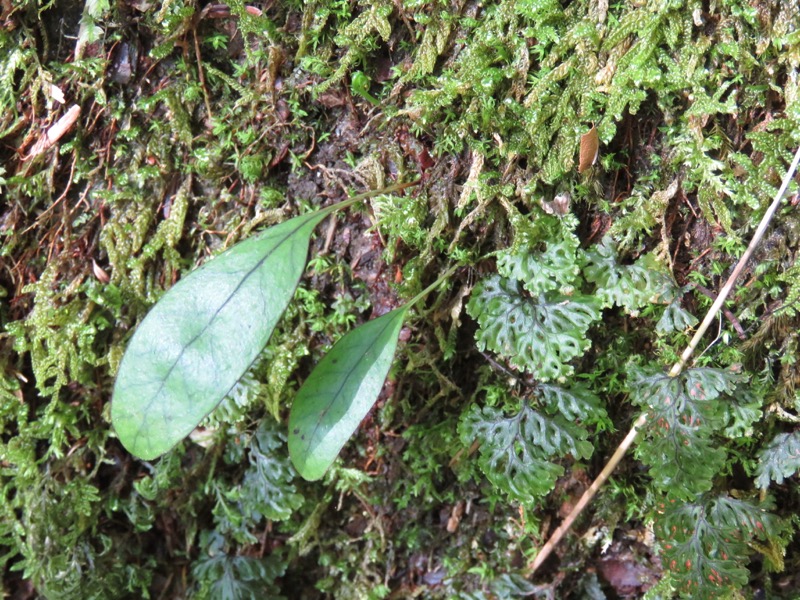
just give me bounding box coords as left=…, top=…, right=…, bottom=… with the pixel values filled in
left=527, top=144, right=800, bottom=576
left=24, top=104, right=80, bottom=159
left=192, top=29, right=214, bottom=121
left=690, top=282, right=747, bottom=340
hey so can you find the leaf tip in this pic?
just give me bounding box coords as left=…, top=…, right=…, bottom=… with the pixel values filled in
left=288, top=436, right=329, bottom=481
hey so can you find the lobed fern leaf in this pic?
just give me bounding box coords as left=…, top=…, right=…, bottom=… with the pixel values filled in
left=722, top=386, right=762, bottom=438
left=213, top=422, right=302, bottom=545
left=537, top=382, right=608, bottom=425
left=497, top=238, right=581, bottom=295
left=655, top=494, right=777, bottom=598
left=459, top=402, right=593, bottom=503
left=193, top=532, right=286, bottom=600
left=629, top=365, right=742, bottom=498
left=467, top=275, right=600, bottom=381
left=777, top=261, right=800, bottom=318
left=656, top=298, right=699, bottom=335
left=242, top=424, right=303, bottom=522
left=584, top=237, right=672, bottom=315
left=755, top=432, right=800, bottom=489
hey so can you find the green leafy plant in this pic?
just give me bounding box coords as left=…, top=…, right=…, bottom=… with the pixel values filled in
left=111, top=205, right=340, bottom=459
left=458, top=383, right=606, bottom=504
left=111, top=182, right=454, bottom=481
left=289, top=274, right=451, bottom=480
left=193, top=531, right=286, bottom=600
left=628, top=365, right=741, bottom=499
left=462, top=218, right=676, bottom=504
left=654, top=495, right=778, bottom=598
left=468, top=274, right=601, bottom=382
left=6, top=0, right=800, bottom=596
left=467, top=221, right=673, bottom=384
left=465, top=199, right=795, bottom=595
left=756, top=431, right=800, bottom=489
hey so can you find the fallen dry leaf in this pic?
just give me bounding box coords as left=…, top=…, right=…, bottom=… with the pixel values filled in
left=92, top=259, right=110, bottom=284
left=578, top=124, right=599, bottom=173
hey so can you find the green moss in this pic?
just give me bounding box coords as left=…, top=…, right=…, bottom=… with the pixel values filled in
left=2, top=0, right=800, bottom=596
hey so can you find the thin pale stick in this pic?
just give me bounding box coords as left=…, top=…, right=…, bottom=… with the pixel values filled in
left=528, top=144, right=800, bottom=575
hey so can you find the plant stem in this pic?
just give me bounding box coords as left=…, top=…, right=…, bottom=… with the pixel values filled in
left=319, top=180, right=420, bottom=217
left=409, top=264, right=461, bottom=307
left=527, top=144, right=800, bottom=576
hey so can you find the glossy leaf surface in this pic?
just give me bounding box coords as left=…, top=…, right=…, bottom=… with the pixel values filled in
left=584, top=236, right=671, bottom=314
left=289, top=306, right=409, bottom=480
left=629, top=365, right=741, bottom=498
left=497, top=238, right=580, bottom=295
left=655, top=495, right=777, bottom=596
left=467, top=274, right=600, bottom=381
left=459, top=402, right=593, bottom=503
left=756, top=432, right=800, bottom=489
left=112, top=210, right=330, bottom=460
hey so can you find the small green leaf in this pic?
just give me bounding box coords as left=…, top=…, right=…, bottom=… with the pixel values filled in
left=241, top=423, right=303, bottom=522
left=350, top=71, right=380, bottom=106
left=289, top=306, right=410, bottom=481
left=112, top=209, right=332, bottom=460
left=538, top=382, right=608, bottom=425
left=656, top=299, right=699, bottom=334
left=755, top=432, right=800, bottom=489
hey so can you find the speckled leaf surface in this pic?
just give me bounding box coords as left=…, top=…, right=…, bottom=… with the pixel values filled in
left=289, top=306, right=409, bottom=481
left=112, top=210, right=329, bottom=460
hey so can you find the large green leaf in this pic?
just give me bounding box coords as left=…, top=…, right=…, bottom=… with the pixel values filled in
left=112, top=208, right=332, bottom=460
left=288, top=306, right=409, bottom=481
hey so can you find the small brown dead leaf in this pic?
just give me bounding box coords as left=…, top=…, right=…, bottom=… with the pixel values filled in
left=578, top=124, right=599, bottom=174
left=446, top=501, right=465, bottom=533
left=92, top=260, right=110, bottom=284
left=541, top=191, right=571, bottom=216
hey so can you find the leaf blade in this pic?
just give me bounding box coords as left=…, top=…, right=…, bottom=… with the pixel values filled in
left=289, top=306, right=409, bottom=481
left=467, top=275, right=600, bottom=381
left=112, top=210, right=329, bottom=460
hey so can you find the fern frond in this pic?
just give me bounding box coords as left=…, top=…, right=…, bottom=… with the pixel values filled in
left=656, top=494, right=778, bottom=598
left=584, top=237, right=673, bottom=315
left=537, top=382, right=608, bottom=425
left=629, top=365, right=742, bottom=497
left=468, top=275, right=600, bottom=381
left=497, top=237, right=580, bottom=295
left=459, top=402, right=593, bottom=503
left=755, top=431, right=800, bottom=489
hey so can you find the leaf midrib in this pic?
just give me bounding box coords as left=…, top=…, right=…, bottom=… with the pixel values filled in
left=300, top=310, right=403, bottom=468
left=127, top=213, right=318, bottom=454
